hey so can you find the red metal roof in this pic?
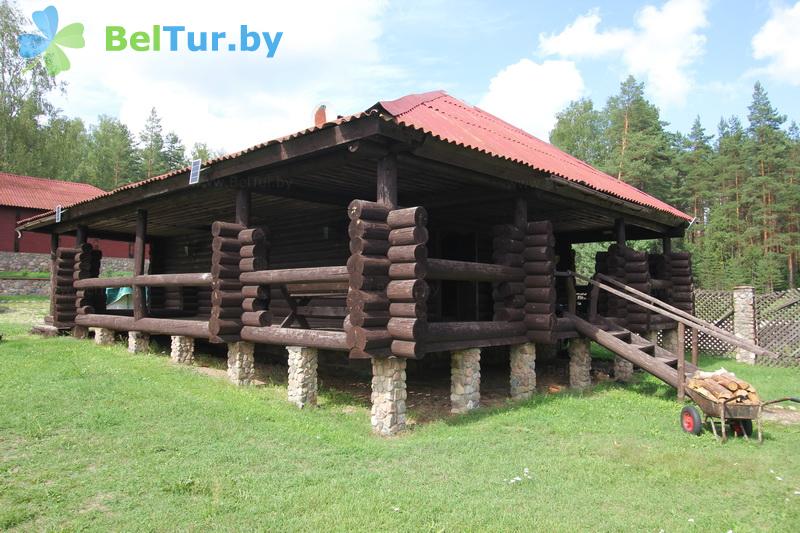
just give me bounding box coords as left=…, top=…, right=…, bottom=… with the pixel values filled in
left=0, top=172, right=104, bottom=210
left=377, top=91, right=691, bottom=221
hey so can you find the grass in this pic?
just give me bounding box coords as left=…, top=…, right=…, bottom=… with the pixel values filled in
left=0, top=271, right=49, bottom=279
left=1, top=301, right=799, bottom=531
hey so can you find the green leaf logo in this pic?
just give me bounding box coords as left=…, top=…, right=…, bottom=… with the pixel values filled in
left=17, top=6, right=85, bottom=76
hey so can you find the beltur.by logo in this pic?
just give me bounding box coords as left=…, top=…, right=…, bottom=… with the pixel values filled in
left=106, top=25, right=283, bottom=57
left=17, top=5, right=85, bottom=76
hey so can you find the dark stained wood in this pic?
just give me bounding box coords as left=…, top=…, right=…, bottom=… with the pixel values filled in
left=242, top=326, right=348, bottom=350
left=76, top=314, right=210, bottom=338
left=133, top=209, right=147, bottom=321
left=426, top=321, right=526, bottom=342
left=614, top=218, right=626, bottom=246
left=377, top=154, right=398, bottom=209
left=75, top=225, right=88, bottom=245
left=235, top=189, right=251, bottom=227
left=427, top=258, right=522, bottom=282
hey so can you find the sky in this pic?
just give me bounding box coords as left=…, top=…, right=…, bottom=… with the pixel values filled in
left=17, top=0, right=800, bottom=155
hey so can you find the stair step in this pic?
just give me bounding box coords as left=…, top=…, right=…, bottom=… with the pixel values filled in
left=609, top=330, right=631, bottom=339
left=656, top=355, right=678, bottom=367
left=634, top=342, right=656, bottom=354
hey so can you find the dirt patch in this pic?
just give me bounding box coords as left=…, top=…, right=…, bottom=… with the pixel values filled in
left=762, top=406, right=800, bottom=425
left=79, top=493, right=113, bottom=514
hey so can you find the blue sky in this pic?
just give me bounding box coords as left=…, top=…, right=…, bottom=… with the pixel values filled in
left=21, top=0, right=800, bottom=151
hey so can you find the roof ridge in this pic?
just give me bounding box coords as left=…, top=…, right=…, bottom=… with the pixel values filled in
left=0, top=171, right=103, bottom=190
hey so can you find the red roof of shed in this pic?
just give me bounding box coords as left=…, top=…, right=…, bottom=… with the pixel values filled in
left=0, top=172, right=104, bottom=211
left=377, top=91, right=691, bottom=221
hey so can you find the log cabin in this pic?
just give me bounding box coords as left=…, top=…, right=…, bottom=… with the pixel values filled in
left=17, top=90, right=696, bottom=435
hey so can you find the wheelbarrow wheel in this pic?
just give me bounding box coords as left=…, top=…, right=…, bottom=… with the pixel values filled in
left=680, top=405, right=703, bottom=435
left=730, top=419, right=753, bottom=437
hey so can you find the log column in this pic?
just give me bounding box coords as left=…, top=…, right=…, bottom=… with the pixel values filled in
left=492, top=224, right=524, bottom=321
left=450, top=348, right=481, bottom=413
left=346, top=200, right=392, bottom=357
left=568, top=337, right=592, bottom=389
left=509, top=342, right=536, bottom=400
left=387, top=206, right=428, bottom=358
left=733, top=286, right=757, bottom=364
left=210, top=221, right=246, bottom=342
left=523, top=221, right=556, bottom=343
left=371, top=357, right=407, bottom=435
left=287, top=346, right=318, bottom=407
left=133, top=210, right=147, bottom=321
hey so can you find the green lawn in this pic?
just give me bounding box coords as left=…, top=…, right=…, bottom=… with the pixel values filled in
left=0, top=302, right=799, bottom=531
left=0, top=271, right=49, bottom=279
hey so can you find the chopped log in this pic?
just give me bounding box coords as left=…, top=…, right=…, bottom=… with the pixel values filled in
left=388, top=302, right=426, bottom=319
left=353, top=327, right=392, bottom=350
left=387, top=318, right=427, bottom=341
left=492, top=238, right=524, bottom=253
left=494, top=282, right=524, bottom=299
left=493, top=308, right=524, bottom=321
left=523, top=288, right=556, bottom=303
left=388, top=262, right=427, bottom=280
left=241, top=326, right=348, bottom=351
left=211, top=221, right=246, bottom=238
left=427, top=259, right=522, bottom=282
left=524, top=314, right=556, bottom=331
left=241, top=266, right=348, bottom=284
left=387, top=244, right=427, bottom=263
left=242, top=285, right=269, bottom=299
left=426, top=321, right=526, bottom=342
left=524, top=302, right=556, bottom=314
left=523, top=275, right=554, bottom=288
left=386, top=279, right=428, bottom=302
left=387, top=206, right=427, bottom=228
left=493, top=253, right=524, bottom=267
left=347, top=254, right=391, bottom=274
left=523, top=233, right=555, bottom=247
left=242, top=298, right=267, bottom=312
left=76, top=314, right=210, bottom=338
left=523, top=246, right=555, bottom=262
left=492, top=224, right=524, bottom=240
left=347, top=290, right=390, bottom=310
left=347, top=199, right=389, bottom=221
left=238, top=227, right=268, bottom=244
left=349, top=237, right=390, bottom=255
left=391, top=340, right=424, bottom=358
left=349, top=274, right=389, bottom=291
left=211, top=237, right=241, bottom=253
left=349, top=309, right=391, bottom=327
left=348, top=219, right=390, bottom=240
left=240, top=243, right=267, bottom=258
left=523, top=261, right=555, bottom=275
left=526, top=221, right=553, bottom=235
left=388, top=226, right=428, bottom=246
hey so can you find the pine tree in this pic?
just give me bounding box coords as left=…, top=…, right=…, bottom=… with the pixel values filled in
left=139, top=108, right=165, bottom=178
left=163, top=132, right=187, bottom=170
left=549, top=98, right=608, bottom=165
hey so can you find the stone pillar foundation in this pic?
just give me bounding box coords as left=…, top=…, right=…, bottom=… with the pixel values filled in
left=568, top=337, right=592, bottom=389
left=371, top=357, right=407, bottom=436
left=170, top=335, right=194, bottom=364
left=509, top=343, right=536, bottom=400
left=94, top=327, right=115, bottom=346
left=228, top=341, right=255, bottom=386
left=662, top=328, right=679, bottom=354
left=128, top=331, right=150, bottom=353
left=613, top=356, right=634, bottom=382
left=451, top=348, right=481, bottom=414
left=72, top=325, right=89, bottom=339
left=287, top=346, right=318, bottom=407
left=733, top=286, right=757, bottom=364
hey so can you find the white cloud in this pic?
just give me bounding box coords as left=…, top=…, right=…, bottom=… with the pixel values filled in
left=538, top=0, right=709, bottom=107
left=20, top=0, right=399, bottom=153
left=752, top=2, right=800, bottom=85
left=479, top=59, right=584, bottom=140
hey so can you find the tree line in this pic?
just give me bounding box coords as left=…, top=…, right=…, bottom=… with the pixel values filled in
left=550, top=76, right=799, bottom=292
left=0, top=1, right=220, bottom=190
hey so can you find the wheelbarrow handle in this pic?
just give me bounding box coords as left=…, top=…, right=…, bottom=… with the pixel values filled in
left=762, top=397, right=800, bottom=407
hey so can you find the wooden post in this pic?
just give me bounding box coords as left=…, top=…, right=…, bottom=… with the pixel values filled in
left=691, top=327, right=699, bottom=366
left=614, top=218, right=625, bottom=246
left=677, top=321, right=686, bottom=401
left=133, top=209, right=147, bottom=321
left=377, top=154, right=398, bottom=209
left=49, top=233, right=59, bottom=321
left=662, top=236, right=672, bottom=256
left=514, top=197, right=527, bottom=230
left=235, top=189, right=251, bottom=227
left=75, top=225, right=88, bottom=245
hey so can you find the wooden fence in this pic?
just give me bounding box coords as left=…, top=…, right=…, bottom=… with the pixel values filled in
left=687, top=288, right=800, bottom=366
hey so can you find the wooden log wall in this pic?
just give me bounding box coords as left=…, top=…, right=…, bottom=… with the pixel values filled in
left=386, top=206, right=429, bottom=359
left=209, top=221, right=246, bottom=342
left=149, top=234, right=213, bottom=316
left=491, top=224, right=525, bottom=322
left=602, top=244, right=628, bottom=325
left=667, top=251, right=694, bottom=316
left=346, top=199, right=392, bottom=358
left=51, top=245, right=87, bottom=325
left=622, top=246, right=651, bottom=333
left=238, top=226, right=272, bottom=329
left=594, top=251, right=609, bottom=317
left=648, top=253, right=673, bottom=327
left=523, top=221, right=557, bottom=343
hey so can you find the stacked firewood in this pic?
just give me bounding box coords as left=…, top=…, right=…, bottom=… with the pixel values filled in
left=492, top=224, right=524, bottom=322
left=386, top=206, right=429, bottom=358
left=346, top=200, right=392, bottom=358
left=238, top=225, right=271, bottom=329
left=74, top=244, right=103, bottom=316
left=210, top=221, right=246, bottom=342
left=522, top=220, right=556, bottom=343
left=687, top=369, right=761, bottom=404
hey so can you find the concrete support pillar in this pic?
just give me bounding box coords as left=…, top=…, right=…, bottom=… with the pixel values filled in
left=509, top=343, right=536, bottom=400
left=228, top=341, right=255, bottom=386
left=287, top=346, right=318, bottom=407
left=371, top=357, right=407, bottom=436
left=170, top=335, right=194, bottom=364
left=662, top=328, right=679, bottom=354
left=450, top=348, right=481, bottom=414
left=94, top=328, right=115, bottom=346
left=733, top=286, right=757, bottom=364
left=72, top=325, right=89, bottom=339
left=127, top=331, right=150, bottom=353
left=613, top=356, right=634, bottom=382
left=568, top=337, right=592, bottom=389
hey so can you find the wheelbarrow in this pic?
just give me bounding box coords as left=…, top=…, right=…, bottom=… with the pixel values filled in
left=679, top=390, right=800, bottom=443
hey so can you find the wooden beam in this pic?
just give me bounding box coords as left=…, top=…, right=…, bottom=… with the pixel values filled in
left=49, top=233, right=59, bottom=320
left=241, top=326, right=348, bottom=351
left=426, top=259, right=523, bottom=282
left=235, top=189, right=251, bottom=226
left=75, top=225, right=88, bottom=245
left=241, top=266, right=348, bottom=285
left=662, top=237, right=672, bottom=255
left=614, top=218, right=626, bottom=246
left=76, top=314, right=210, bottom=338
left=677, top=322, right=686, bottom=401
left=133, top=210, right=147, bottom=321
left=377, top=154, right=398, bottom=209
left=514, top=197, right=527, bottom=230
left=74, top=272, right=213, bottom=289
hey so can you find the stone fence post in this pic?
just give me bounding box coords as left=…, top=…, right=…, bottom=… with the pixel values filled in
left=732, top=286, right=756, bottom=364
